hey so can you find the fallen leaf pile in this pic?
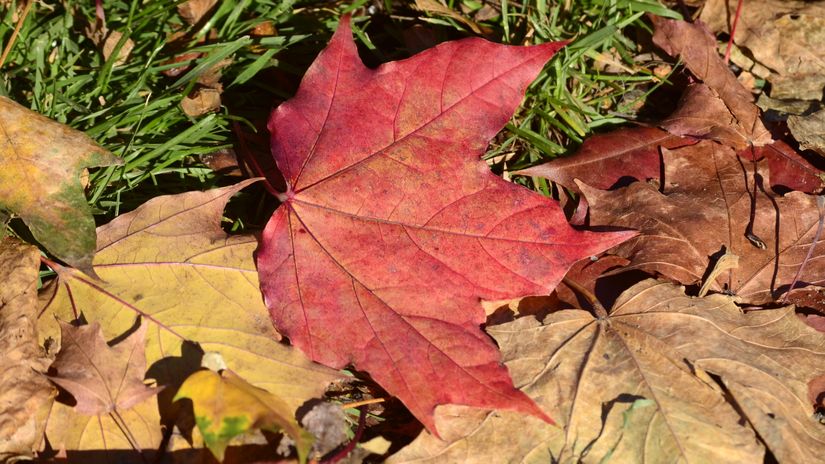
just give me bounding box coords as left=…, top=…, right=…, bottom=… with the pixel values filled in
left=1, top=6, right=824, bottom=464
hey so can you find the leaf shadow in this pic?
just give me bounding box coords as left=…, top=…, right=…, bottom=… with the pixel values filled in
left=577, top=393, right=648, bottom=460
left=145, top=340, right=204, bottom=446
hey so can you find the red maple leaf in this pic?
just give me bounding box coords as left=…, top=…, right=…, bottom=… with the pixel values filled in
left=256, top=16, right=634, bottom=434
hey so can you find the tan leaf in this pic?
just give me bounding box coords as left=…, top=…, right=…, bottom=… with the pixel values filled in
left=181, top=87, right=221, bottom=117
left=48, top=321, right=160, bottom=416
left=0, top=239, right=55, bottom=461
left=0, top=96, right=122, bottom=273
left=701, top=0, right=825, bottom=100
left=394, top=279, right=825, bottom=462
left=789, top=108, right=825, bottom=157
left=101, top=31, right=134, bottom=66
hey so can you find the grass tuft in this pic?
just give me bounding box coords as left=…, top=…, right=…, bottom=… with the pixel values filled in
left=1, top=0, right=679, bottom=232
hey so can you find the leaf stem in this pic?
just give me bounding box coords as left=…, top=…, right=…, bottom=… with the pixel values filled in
left=231, top=121, right=281, bottom=198
left=40, top=255, right=63, bottom=272
left=723, top=0, right=744, bottom=64
left=109, top=409, right=147, bottom=462
left=340, top=397, right=385, bottom=410
left=323, top=406, right=367, bottom=464
left=562, top=276, right=608, bottom=318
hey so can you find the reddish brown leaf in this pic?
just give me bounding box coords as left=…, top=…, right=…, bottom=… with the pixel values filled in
left=661, top=83, right=754, bottom=149
left=580, top=141, right=825, bottom=304
left=48, top=321, right=160, bottom=416
left=739, top=140, right=825, bottom=193
left=517, top=126, right=695, bottom=193
left=257, top=16, right=635, bottom=433
left=651, top=16, right=771, bottom=146
left=809, top=374, right=825, bottom=411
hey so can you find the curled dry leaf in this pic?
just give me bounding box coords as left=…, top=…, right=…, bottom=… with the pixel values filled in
left=392, top=280, right=825, bottom=463
left=581, top=140, right=825, bottom=305
left=257, top=16, right=635, bottom=434
left=48, top=321, right=160, bottom=416
left=0, top=239, right=54, bottom=461
left=650, top=16, right=771, bottom=146
left=661, top=85, right=822, bottom=192
left=0, top=96, right=122, bottom=274
left=37, top=180, right=341, bottom=418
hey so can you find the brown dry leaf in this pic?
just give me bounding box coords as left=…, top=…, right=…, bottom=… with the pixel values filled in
left=0, top=239, right=55, bottom=461
left=517, top=126, right=694, bottom=194
left=391, top=278, right=825, bottom=462
left=701, top=0, right=825, bottom=100
left=196, top=58, right=231, bottom=90
left=580, top=140, right=825, bottom=305
left=789, top=108, right=825, bottom=157
left=178, top=0, right=218, bottom=26
left=662, top=83, right=755, bottom=149
left=664, top=84, right=824, bottom=192
left=101, top=30, right=134, bottom=66
left=83, top=11, right=134, bottom=67
left=0, top=96, right=122, bottom=274
left=181, top=87, right=221, bottom=117
left=650, top=16, right=771, bottom=146
left=37, top=180, right=341, bottom=414
left=199, top=148, right=241, bottom=176
left=48, top=321, right=160, bottom=416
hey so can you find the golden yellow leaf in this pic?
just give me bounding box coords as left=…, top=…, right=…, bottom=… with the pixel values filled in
left=174, top=369, right=313, bottom=462
left=37, top=180, right=342, bottom=457
left=43, top=395, right=162, bottom=463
